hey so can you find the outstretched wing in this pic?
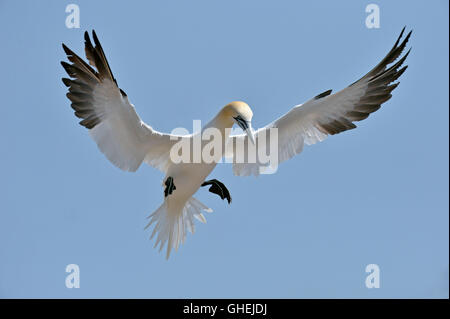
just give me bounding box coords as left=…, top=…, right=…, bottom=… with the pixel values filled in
left=227, top=28, right=412, bottom=176
left=61, top=30, right=177, bottom=172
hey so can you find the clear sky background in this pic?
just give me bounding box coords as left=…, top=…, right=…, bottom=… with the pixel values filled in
left=0, top=0, right=448, bottom=298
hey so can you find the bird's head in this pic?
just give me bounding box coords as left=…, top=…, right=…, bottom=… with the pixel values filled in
left=222, top=101, right=255, bottom=144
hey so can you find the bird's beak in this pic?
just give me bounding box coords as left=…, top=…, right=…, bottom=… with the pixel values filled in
left=234, top=115, right=256, bottom=145
left=245, top=123, right=256, bottom=145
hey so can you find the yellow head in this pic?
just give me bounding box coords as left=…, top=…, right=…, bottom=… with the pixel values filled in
left=221, top=101, right=255, bottom=144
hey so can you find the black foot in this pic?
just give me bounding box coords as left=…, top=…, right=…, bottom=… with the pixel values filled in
left=201, top=179, right=232, bottom=204
left=164, top=176, right=176, bottom=197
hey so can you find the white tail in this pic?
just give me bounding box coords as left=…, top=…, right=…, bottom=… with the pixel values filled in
left=145, top=197, right=213, bottom=259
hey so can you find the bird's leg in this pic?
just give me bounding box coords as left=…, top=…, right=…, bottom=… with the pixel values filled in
left=201, top=179, right=232, bottom=204
left=164, top=176, right=176, bottom=197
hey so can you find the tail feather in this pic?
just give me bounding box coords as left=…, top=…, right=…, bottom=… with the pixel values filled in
left=145, top=197, right=213, bottom=259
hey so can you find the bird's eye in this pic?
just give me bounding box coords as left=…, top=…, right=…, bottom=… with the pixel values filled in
left=233, top=115, right=249, bottom=130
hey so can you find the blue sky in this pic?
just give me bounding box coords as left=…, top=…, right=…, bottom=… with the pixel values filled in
left=0, top=0, right=448, bottom=298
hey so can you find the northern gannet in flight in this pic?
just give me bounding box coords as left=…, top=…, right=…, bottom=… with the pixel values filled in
left=61, top=28, right=411, bottom=258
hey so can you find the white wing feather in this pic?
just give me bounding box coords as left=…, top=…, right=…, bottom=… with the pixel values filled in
left=227, top=28, right=411, bottom=176
left=62, top=31, right=177, bottom=172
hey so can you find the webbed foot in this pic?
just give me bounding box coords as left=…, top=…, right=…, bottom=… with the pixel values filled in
left=164, top=176, right=176, bottom=197
left=201, top=179, right=232, bottom=204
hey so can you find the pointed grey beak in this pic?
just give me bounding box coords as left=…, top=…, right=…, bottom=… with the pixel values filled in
left=234, top=115, right=256, bottom=145
left=245, top=124, right=256, bottom=145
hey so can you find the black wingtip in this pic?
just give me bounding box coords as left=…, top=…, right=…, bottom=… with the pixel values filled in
left=61, top=77, right=71, bottom=87
left=62, top=43, right=72, bottom=55
left=394, top=26, right=413, bottom=50
left=393, top=27, right=405, bottom=48
left=406, top=31, right=413, bottom=45
left=92, top=30, right=100, bottom=46
left=60, top=61, right=75, bottom=76
left=405, top=29, right=413, bottom=40
left=399, top=65, right=408, bottom=74
left=405, top=47, right=412, bottom=57
left=62, top=43, right=73, bottom=56
left=392, top=28, right=412, bottom=58
left=314, top=89, right=332, bottom=100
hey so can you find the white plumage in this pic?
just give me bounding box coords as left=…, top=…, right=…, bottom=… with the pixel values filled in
left=61, top=28, right=411, bottom=258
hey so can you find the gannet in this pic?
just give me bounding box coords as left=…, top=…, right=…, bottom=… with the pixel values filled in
left=61, top=28, right=411, bottom=258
